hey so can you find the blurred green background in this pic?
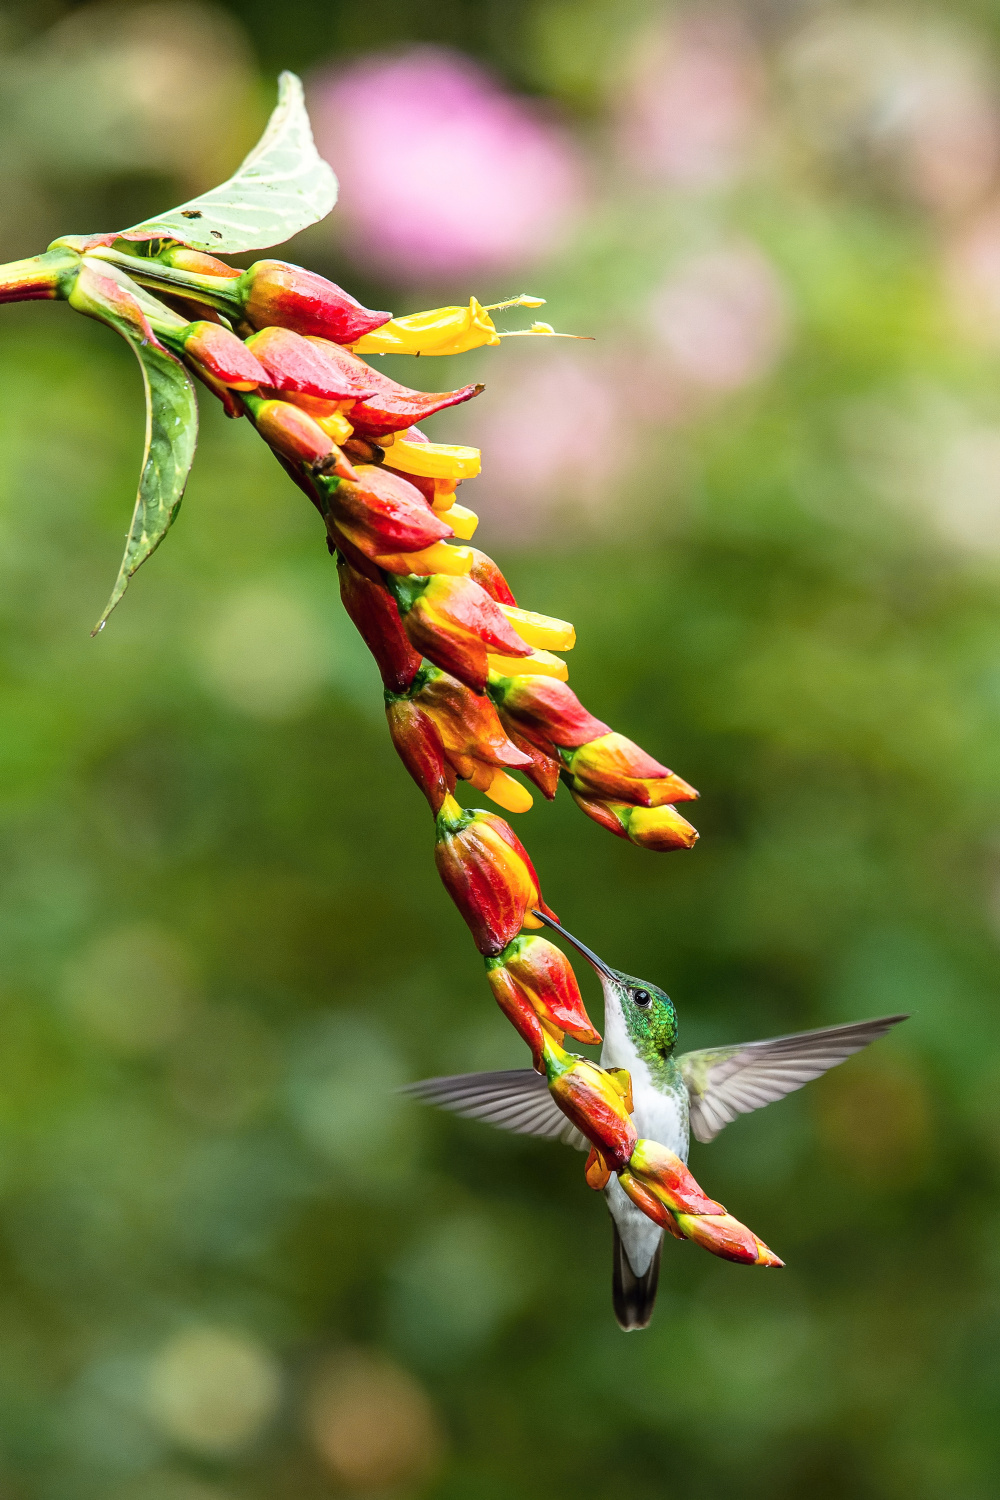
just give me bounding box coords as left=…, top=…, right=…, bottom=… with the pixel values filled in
left=3, top=1, right=1000, bottom=1497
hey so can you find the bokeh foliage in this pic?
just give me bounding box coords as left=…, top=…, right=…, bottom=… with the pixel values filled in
left=2, top=2, right=1000, bottom=1499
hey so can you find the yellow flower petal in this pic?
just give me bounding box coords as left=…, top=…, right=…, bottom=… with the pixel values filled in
left=382, top=437, right=482, bottom=480
left=487, top=649, right=569, bottom=680
left=484, top=770, right=534, bottom=814
left=380, top=542, right=475, bottom=576
left=316, top=411, right=353, bottom=443
left=498, top=605, right=576, bottom=651
left=436, top=502, right=479, bottom=539
left=349, top=297, right=500, bottom=356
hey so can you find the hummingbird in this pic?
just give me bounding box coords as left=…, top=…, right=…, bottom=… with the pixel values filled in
left=404, top=913, right=907, bottom=1330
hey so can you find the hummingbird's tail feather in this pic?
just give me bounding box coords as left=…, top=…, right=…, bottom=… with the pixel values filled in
left=612, top=1223, right=662, bottom=1331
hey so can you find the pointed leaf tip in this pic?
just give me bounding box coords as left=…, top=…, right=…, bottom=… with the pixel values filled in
left=92, top=338, right=197, bottom=633
left=121, top=71, right=338, bottom=254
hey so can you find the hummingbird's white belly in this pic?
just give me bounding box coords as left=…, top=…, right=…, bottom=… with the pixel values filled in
left=600, top=1016, right=689, bottom=1160
left=600, top=1015, right=689, bottom=1277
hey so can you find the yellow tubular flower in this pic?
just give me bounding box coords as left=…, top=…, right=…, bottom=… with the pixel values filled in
left=378, top=541, right=475, bottom=577
left=499, top=605, right=576, bottom=652
left=348, top=294, right=584, bottom=357
left=431, top=480, right=459, bottom=511
left=316, top=411, right=354, bottom=444
left=484, top=769, right=534, bottom=813
left=487, top=649, right=569, bottom=680
left=436, top=502, right=479, bottom=539
left=381, top=438, right=482, bottom=480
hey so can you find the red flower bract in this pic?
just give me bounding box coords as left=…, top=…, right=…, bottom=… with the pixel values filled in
left=489, top=673, right=610, bottom=753
left=565, top=731, right=698, bottom=807
left=543, top=1042, right=637, bottom=1171
left=391, top=574, right=532, bottom=692
left=570, top=793, right=699, bottom=850
left=328, top=465, right=452, bottom=561
left=468, top=548, right=517, bottom=605
left=237, top=260, right=392, bottom=344
left=434, top=797, right=556, bottom=955
left=337, top=557, right=422, bottom=691
left=246, top=326, right=376, bottom=400
left=181, top=322, right=267, bottom=389
left=302, top=340, right=485, bottom=438
left=386, top=698, right=454, bottom=811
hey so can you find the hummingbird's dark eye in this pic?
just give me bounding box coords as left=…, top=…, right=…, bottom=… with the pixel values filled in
left=634, top=989, right=651, bottom=1008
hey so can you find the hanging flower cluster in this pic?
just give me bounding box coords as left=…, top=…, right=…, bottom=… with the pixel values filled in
left=0, top=74, right=778, bottom=1271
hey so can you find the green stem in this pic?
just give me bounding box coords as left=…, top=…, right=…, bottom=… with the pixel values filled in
left=84, top=246, right=242, bottom=317
left=0, top=248, right=80, bottom=303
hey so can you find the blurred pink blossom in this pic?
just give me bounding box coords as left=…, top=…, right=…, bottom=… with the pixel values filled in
left=647, top=244, right=791, bottom=390
left=946, top=206, right=1000, bottom=342
left=616, top=15, right=764, bottom=188
left=310, top=48, right=584, bottom=283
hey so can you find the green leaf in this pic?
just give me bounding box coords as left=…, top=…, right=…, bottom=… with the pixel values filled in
left=68, top=260, right=198, bottom=632
left=122, top=72, right=338, bottom=254
left=93, top=337, right=198, bottom=632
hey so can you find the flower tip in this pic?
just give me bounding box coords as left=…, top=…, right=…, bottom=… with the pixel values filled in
left=484, top=770, right=534, bottom=814
left=755, top=1243, right=784, bottom=1268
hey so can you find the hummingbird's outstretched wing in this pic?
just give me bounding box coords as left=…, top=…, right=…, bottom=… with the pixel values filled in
left=401, top=1070, right=589, bottom=1150
left=678, top=1014, right=909, bottom=1143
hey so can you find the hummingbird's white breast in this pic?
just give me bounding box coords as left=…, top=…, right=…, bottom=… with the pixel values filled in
left=599, top=989, right=689, bottom=1160
left=599, top=981, right=690, bottom=1280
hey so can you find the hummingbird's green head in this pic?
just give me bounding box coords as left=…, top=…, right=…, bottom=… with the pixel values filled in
left=531, top=911, right=678, bottom=1062
left=607, top=971, right=678, bottom=1060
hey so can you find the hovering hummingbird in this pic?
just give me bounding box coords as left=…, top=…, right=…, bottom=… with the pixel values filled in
left=404, top=914, right=907, bottom=1331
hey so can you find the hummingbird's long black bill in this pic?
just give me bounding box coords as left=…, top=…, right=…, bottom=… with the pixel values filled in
left=531, top=910, right=616, bottom=980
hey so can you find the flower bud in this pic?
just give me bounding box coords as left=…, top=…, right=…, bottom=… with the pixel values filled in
left=564, top=732, right=698, bottom=807
left=468, top=549, right=517, bottom=606
left=618, top=1139, right=783, bottom=1265
left=407, top=665, right=531, bottom=773
left=673, top=1212, right=784, bottom=1267
left=542, top=1035, right=637, bottom=1171
left=253, top=398, right=343, bottom=469
left=351, top=378, right=484, bottom=441
left=570, top=793, right=699, bottom=850
left=486, top=961, right=550, bottom=1067
left=623, top=1139, right=723, bottom=1217
left=385, top=698, right=454, bottom=812
left=326, top=465, right=452, bottom=562
left=386, top=664, right=533, bottom=812
left=246, top=326, right=376, bottom=401
left=160, top=247, right=242, bottom=280
left=487, top=674, right=609, bottom=753
left=487, top=935, right=600, bottom=1047
left=236, top=260, right=392, bottom=344
left=433, top=795, right=555, bottom=955
left=388, top=575, right=532, bottom=693
left=337, top=556, right=422, bottom=692
left=181, top=322, right=267, bottom=389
